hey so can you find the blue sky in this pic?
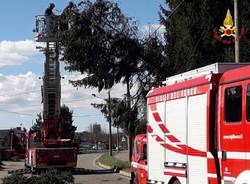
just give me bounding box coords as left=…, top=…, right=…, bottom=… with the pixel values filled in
left=0, top=0, right=164, bottom=132
left=0, top=0, right=163, bottom=40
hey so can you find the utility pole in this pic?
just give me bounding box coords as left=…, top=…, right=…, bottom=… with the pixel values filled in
left=126, top=79, right=133, bottom=162
left=108, top=90, right=113, bottom=156
left=116, top=126, right=119, bottom=153
left=234, top=0, right=239, bottom=63
left=92, top=92, right=113, bottom=156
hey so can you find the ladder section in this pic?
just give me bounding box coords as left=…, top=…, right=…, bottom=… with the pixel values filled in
left=43, top=42, right=61, bottom=117
left=48, top=42, right=57, bottom=80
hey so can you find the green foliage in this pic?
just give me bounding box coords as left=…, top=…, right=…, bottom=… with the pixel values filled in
left=59, top=0, right=139, bottom=91
left=2, top=174, right=28, bottom=184
left=97, top=153, right=130, bottom=170
left=58, top=1, right=168, bottom=142
left=160, top=0, right=250, bottom=74
left=1, top=135, right=8, bottom=147
left=91, top=97, right=139, bottom=134
left=238, top=1, right=250, bottom=61
left=33, top=170, right=74, bottom=184
left=135, top=121, right=146, bottom=135
left=2, top=170, right=74, bottom=184
left=60, top=104, right=73, bottom=122
left=32, top=113, right=43, bottom=131
left=140, top=34, right=168, bottom=83
left=60, top=104, right=77, bottom=139
left=31, top=105, right=76, bottom=139
left=59, top=1, right=166, bottom=91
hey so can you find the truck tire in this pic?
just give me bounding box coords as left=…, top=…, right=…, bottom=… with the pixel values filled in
left=131, top=174, right=138, bottom=184
left=171, top=179, right=181, bottom=184
left=24, top=163, right=29, bottom=170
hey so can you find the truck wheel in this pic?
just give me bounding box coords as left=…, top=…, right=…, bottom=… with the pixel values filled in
left=24, top=163, right=29, bottom=170
left=171, top=179, right=181, bottom=184
left=132, top=174, right=138, bottom=184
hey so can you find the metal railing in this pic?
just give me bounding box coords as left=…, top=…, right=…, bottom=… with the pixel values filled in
left=34, top=15, right=59, bottom=42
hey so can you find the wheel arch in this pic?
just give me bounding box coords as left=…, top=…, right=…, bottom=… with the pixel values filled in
left=235, top=170, right=250, bottom=184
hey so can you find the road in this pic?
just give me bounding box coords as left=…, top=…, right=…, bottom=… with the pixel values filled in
left=75, top=153, right=129, bottom=184
left=0, top=153, right=129, bottom=184
left=0, top=160, right=24, bottom=183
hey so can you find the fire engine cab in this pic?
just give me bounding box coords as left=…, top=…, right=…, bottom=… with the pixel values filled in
left=131, top=63, right=250, bottom=184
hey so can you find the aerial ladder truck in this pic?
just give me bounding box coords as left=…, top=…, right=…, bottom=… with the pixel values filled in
left=24, top=13, right=77, bottom=171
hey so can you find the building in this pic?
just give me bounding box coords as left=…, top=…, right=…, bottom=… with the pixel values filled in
left=92, top=123, right=101, bottom=135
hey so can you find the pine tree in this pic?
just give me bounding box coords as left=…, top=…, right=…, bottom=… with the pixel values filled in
left=32, top=113, right=43, bottom=131
left=31, top=106, right=76, bottom=140
left=238, top=1, right=250, bottom=62
left=160, top=0, right=250, bottom=74
left=60, top=104, right=77, bottom=139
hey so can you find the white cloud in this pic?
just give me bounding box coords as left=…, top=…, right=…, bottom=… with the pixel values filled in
left=0, top=72, right=41, bottom=111
left=0, top=71, right=129, bottom=116
left=0, top=69, right=138, bottom=131
left=0, top=39, right=140, bottom=130
left=0, top=40, right=39, bottom=67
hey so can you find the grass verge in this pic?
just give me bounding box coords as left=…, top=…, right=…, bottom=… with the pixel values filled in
left=97, top=153, right=130, bottom=172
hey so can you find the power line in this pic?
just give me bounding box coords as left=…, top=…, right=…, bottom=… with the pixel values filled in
left=0, top=82, right=74, bottom=98
left=0, top=96, right=96, bottom=114
left=147, top=0, right=185, bottom=38
left=0, top=92, right=93, bottom=108
left=61, top=97, right=92, bottom=103
left=73, top=114, right=103, bottom=117
left=0, top=89, right=41, bottom=97
left=0, top=107, right=103, bottom=119
left=0, top=109, right=34, bottom=116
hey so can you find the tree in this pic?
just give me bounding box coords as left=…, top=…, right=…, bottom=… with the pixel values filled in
left=134, top=121, right=146, bottom=135
left=32, top=113, right=43, bottom=131
left=59, top=0, right=140, bottom=91
left=160, top=0, right=250, bottom=75
left=59, top=0, right=166, bottom=160
left=238, top=1, right=250, bottom=61
left=92, top=97, right=139, bottom=133
left=60, top=104, right=77, bottom=139
left=58, top=0, right=167, bottom=98
left=31, top=105, right=76, bottom=140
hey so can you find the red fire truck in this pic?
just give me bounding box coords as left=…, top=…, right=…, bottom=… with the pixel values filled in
left=24, top=14, right=77, bottom=171
left=6, top=128, right=26, bottom=159
left=131, top=63, right=250, bottom=184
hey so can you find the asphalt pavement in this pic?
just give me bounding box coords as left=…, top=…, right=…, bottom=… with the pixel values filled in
left=75, top=153, right=129, bottom=184
left=0, top=153, right=129, bottom=184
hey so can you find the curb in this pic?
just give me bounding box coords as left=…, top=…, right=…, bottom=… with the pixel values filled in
left=92, top=153, right=103, bottom=168
left=94, top=154, right=130, bottom=178
left=119, top=170, right=131, bottom=177
left=96, top=162, right=112, bottom=170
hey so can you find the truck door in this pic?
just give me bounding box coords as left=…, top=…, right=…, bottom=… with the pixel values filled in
left=244, top=82, right=250, bottom=170
left=219, top=82, right=246, bottom=182
left=131, top=138, right=147, bottom=184
left=138, top=143, right=147, bottom=184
